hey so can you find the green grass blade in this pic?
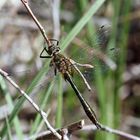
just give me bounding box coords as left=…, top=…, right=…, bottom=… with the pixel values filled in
left=0, top=61, right=50, bottom=138
left=5, top=116, right=12, bottom=140
left=55, top=75, right=63, bottom=128
left=61, top=0, right=106, bottom=51
left=0, top=75, right=24, bottom=140
left=112, top=0, right=131, bottom=127
left=30, top=81, right=54, bottom=135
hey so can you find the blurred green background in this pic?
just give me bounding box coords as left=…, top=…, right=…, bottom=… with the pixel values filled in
left=0, top=0, right=140, bottom=140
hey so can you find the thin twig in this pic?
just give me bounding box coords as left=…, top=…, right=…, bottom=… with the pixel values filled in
left=0, top=69, right=62, bottom=140
left=82, top=124, right=140, bottom=140
left=28, top=119, right=140, bottom=140
left=28, top=120, right=84, bottom=140
left=0, top=16, right=39, bottom=31
left=70, top=59, right=93, bottom=91
left=101, top=125, right=140, bottom=140
left=20, top=0, right=52, bottom=47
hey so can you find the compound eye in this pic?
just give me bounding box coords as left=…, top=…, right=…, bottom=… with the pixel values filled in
left=52, top=47, right=60, bottom=54
left=56, top=47, right=60, bottom=52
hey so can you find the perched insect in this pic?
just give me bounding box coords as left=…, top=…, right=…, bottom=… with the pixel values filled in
left=40, top=39, right=101, bottom=129
left=19, top=0, right=117, bottom=131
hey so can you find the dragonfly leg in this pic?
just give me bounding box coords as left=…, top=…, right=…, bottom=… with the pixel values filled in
left=54, top=67, right=57, bottom=76
left=49, top=38, right=59, bottom=46
left=40, top=47, right=52, bottom=58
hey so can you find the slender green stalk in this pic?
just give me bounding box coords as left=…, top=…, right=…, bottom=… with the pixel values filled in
left=0, top=76, right=24, bottom=140
left=0, top=62, right=50, bottom=138
left=106, top=1, right=131, bottom=140
left=5, top=116, right=12, bottom=140
left=113, top=0, right=131, bottom=127
left=104, top=1, right=122, bottom=139
left=30, top=81, right=54, bottom=135
left=79, top=0, right=107, bottom=139
left=61, top=0, right=106, bottom=51
left=55, top=75, right=63, bottom=128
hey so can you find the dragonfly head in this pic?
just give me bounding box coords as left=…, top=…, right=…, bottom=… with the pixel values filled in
left=47, top=44, right=60, bottom=56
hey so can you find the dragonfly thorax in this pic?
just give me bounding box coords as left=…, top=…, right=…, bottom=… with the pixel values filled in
left=48, top=44, right=60, bottom=56
left=51, top=53, right=74, bottom=79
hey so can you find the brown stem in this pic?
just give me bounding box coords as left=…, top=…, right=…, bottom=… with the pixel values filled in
left=0, top=69, right=62, bottom=140
left=20, top=0, right=52, bottom=47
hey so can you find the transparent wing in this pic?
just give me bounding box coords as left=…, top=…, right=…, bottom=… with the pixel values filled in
left=66, top=25, right=120, bottom=86
left=4, top=26, right=120, bottom=96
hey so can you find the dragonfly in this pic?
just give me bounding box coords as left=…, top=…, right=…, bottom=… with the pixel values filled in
left=8, top=0, right=117, bottom=130
left=6, top=26, right=117, bottom=129
left=72, top=25, right=118, bottom=72
left=39, top=38, right=101, bottom=129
